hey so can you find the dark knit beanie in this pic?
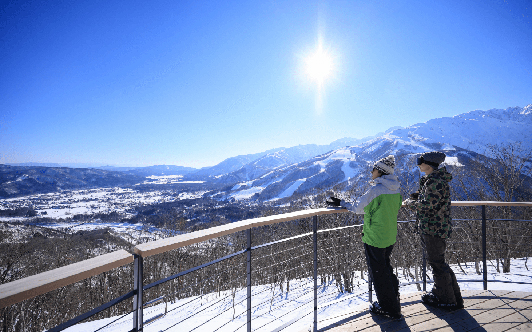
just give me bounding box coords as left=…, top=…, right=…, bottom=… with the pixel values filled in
left=373, top=155, right=395, bottom=175
left=417, top=151, right=446, bottom=168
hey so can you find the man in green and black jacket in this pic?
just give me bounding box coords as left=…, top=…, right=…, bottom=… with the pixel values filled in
left=404, top=151, right=463, bottom=310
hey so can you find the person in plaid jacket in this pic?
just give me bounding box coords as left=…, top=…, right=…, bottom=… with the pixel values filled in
left=404, top=151, right=463, bottom=310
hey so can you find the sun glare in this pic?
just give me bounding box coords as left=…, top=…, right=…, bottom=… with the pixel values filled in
left=304, top=43, right=334, bottom=87
left=301, top=36, right=337, bottom=114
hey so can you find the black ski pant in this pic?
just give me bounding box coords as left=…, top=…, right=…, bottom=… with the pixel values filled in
left=364, top=243, right=400, bottom=314
left=421, top=234, right=463, bottom=305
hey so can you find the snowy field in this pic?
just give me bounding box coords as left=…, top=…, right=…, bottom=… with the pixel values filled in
left=0, top=187, right=207, bottom=220
left=65, top=257, right=532, bottom=332
left=142, top=175, right=205, bottom=185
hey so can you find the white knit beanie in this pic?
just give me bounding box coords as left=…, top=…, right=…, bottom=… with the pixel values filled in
left=373, top=155, right=396, bottom=175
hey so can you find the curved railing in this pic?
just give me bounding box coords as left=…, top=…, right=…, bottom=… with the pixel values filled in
left=0, top=201, right=531, bottom=332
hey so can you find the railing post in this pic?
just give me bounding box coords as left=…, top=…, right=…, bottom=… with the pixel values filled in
left=133, top=254, right=144, bottom=332
left=313, top=215, right=318, bottom=332
left=482, top=205, right=487, bottom=290
left=422, top=247, right=427, bottom=292
left=247, top=228, right=252, bottom=332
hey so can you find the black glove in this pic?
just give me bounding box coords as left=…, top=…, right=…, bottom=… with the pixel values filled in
left=326, top=196, right=341, bottom=207
left=410, top=192, right=419, bottom=200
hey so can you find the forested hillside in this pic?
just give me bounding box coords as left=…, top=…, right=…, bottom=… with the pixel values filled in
left=0, top=165, right=144, bottom=198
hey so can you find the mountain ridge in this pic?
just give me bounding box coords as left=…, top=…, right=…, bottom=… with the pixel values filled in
left=214, top=105, right=531, bottom=201
left=2, top=104, right=530, bottom=200
left=193, top=104, right=531, bottom=180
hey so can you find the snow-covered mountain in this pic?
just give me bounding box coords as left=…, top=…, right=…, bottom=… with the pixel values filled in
left=210, top=105, right=531, bottom=201
left=189, top=137, right=376, bottom=180
left=385, top=105, right=532, bottom=157
left=6, top=105, right=527, bottom=200
left=221, top=139, right=477, bottom=201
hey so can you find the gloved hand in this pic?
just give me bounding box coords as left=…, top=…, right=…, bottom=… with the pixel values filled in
left=410, top=192, right=419, bottom=200
left=326, top=196, right=341, bottom=207
left=402, top=198, right=416, bottom=207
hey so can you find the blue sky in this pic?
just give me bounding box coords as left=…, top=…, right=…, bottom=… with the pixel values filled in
left=1, top=0, right=531, bottom=168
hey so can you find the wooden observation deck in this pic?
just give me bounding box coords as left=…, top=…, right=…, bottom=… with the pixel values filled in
left=316, top=290, right=532, bottom=332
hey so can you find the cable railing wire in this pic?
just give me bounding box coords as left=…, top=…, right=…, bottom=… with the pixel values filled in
left=159, top=293, right=234, bottom=332
left=161, top=274, right=244, bottom=320
left=250, top=279, right=315, bottom=317
left=252, top=249, right=313, bottom=275
left=144, top=248, right=247, bottom=291
left=253, top=241, right=310, bottom=261
left=186, top=296, right=247, bottom=332
left=253, top=296, right=314, bottom=331
left=92, top=308, right=135, bottom=332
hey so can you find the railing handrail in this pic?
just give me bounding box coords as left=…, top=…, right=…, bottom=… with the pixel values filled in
left=0, top=201, right=531, bottom=312
left=0, top=249, right=133, bottom=309
left=0, top=208, right=348, bottom=310
left=134, top=201, right=532, bottom=258
left=134, top=207, right=346, bottom=257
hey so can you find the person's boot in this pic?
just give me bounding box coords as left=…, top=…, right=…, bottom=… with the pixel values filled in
left=369, top=301, right=402, bottom=319
left=422, top=291, right=462, bottom=310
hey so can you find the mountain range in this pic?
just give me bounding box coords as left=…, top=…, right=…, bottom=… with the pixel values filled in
left=0, top=165, right=144, bottom=198
left=2, top=105, right=530, bottom=200
left=193, top=105, right=531, bottom=201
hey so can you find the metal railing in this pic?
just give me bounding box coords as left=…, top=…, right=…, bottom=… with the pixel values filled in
left=0, top=201, right=531, bottom=332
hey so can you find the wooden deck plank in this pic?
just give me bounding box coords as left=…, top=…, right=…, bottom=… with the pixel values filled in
left=327, top=311, right=388, bottom=332
left=409, top=304, right=489, bottom=332
left=324, top=291, right=532, bottom=332
left=316, top=304, right=368, bottom=330
left=397, top=291, right=489, bottom=330
left=320, top=291, right=485, bottom=332
left=313, top=293, right=423, bottom=332
left=413, top=291, right=523, bottom=331
left=463, top=304, right=524, bottom=327
left=499, top=293, right=532, bottom=310
left=505, top=321, right=532, bottom=332
left=432, top=291, right=532, bottom=332
left=467, top=297, right=514, bottom=313
left=518, top=308, right=532, bottom=319
left=361, top=318, right=410, bottom=332
left=408, top=315, right=462, bottom=331
left=471, top=310, right=532, bottom=331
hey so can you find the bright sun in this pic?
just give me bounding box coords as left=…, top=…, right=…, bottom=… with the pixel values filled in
left=300, top=36, right=337, bottom=113
left=304, top=43, right=334, bottom=87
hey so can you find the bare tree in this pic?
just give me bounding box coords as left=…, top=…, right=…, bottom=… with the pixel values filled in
left=457, top=143, right=532, bottom=272
left=471, top=143, right=532, bottom=202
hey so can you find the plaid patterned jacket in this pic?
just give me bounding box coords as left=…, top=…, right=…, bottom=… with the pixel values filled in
left=415, top=167, right=453, bottom=238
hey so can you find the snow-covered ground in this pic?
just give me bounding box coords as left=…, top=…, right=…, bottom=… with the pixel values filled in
left=65, top=257, right=532, bottom=332
left=142, top=175, right=205, bottom=185
left=0, top=217, right=178, bottom=245
left=0, top=187, right=207, bottom=220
